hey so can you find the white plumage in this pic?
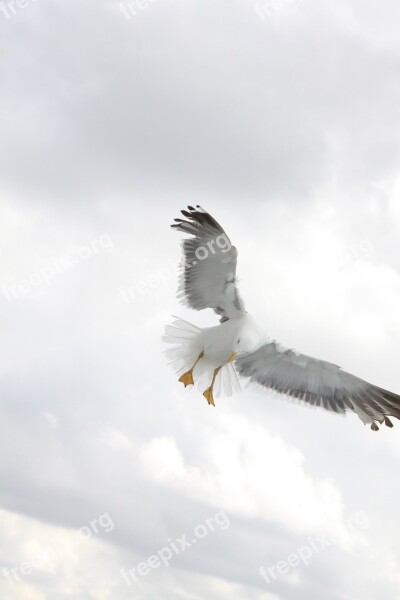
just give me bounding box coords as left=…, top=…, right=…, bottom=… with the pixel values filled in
left=164, top=205, right=400, bottom=431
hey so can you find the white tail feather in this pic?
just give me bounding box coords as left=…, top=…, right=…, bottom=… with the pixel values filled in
left=163, top=317, right=240, bottom=398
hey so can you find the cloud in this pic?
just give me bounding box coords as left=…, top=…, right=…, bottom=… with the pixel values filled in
left=1, top=0, right=400, bottom=598
left=138, top=413, right=346, bottom=539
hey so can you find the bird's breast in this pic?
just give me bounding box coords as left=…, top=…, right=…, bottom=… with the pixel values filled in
left=201, top=319, right=243, bottom=363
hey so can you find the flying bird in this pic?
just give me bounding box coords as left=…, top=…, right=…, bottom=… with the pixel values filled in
left=164, top=205, right=400, bottom=431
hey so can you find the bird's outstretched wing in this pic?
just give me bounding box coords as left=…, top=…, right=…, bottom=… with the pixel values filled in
left=171, top=205, right=245, bottom=322
left=235, top=342, right=400, bottom=430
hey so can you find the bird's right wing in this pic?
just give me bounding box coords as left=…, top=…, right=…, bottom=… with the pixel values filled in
left=171, top=205, right=245, bottom=322
left=235, top=341, right=400, bottom=430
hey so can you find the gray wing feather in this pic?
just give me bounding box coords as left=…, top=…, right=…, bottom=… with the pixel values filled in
left=171, top=206, right=244, bottom=321
left=236, top=342, right=400, bottom=430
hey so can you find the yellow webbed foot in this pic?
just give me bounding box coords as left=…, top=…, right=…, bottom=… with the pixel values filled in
left=178, top=352, right=204, bottom=388
left=203, top=388, right=215, bottom=407
left=179, top=371, right=194, bottom=387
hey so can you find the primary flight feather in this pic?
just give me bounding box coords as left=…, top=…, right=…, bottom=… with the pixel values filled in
left=164, top=205, right=400, bottom=431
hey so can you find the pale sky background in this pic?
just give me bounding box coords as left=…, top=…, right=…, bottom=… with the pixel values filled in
left=1, top=1, right=400, bottom=599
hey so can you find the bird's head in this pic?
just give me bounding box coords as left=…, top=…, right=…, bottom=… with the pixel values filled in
left=233, top=315, right=266, bottom=356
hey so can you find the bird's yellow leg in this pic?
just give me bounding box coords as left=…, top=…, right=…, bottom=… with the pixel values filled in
left=203, top=366, right=221, bottom=407
left=179, top=351, right=204, bottom=387
left=203, top=352, right=237, bottom=406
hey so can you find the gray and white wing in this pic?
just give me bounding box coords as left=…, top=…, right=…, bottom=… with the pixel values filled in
left=235, top=342, right=400, bottom=431
left=171, top=205, right=245, bottom=322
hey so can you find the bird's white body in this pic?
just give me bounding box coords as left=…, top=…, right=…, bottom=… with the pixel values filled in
left=164, top=313, right=267, bottom=399
left=200, top=314, right=265, bottom=364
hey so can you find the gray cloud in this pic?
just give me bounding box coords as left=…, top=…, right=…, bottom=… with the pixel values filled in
left=1, top=0, right=400, bottom=598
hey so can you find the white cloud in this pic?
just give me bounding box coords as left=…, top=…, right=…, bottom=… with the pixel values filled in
left=139, top=412, right=346, bottom=540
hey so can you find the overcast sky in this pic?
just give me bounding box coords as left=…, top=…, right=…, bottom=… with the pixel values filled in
left=1, top=1, right=400, bottom=599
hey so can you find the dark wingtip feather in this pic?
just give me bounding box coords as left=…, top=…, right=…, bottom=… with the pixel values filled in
left=371, top=422, right=379, bottom=431
left=171, top=206, right=226, bottom=240
left=384, top=416, right=394, bottom=428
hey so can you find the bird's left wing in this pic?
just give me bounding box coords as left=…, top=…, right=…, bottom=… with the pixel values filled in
left=171, top=205, right=245, bottom=321
left=235, top=341, right=400, bottom=430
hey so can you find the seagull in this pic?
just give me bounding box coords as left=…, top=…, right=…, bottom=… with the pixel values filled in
left=164, top=205, right=400, bottom=431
